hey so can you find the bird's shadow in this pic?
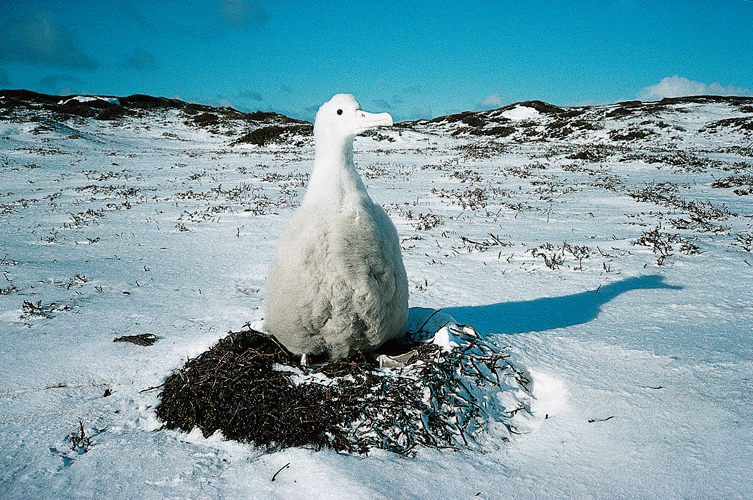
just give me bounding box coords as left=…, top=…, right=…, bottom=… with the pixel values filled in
left=408, top=275, right=682, bottom=337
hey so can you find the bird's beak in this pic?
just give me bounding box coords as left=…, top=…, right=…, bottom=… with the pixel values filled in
left=355, top=110, right=393, bottom=132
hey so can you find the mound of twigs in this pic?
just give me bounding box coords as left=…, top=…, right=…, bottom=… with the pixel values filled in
left=155, top=323, right=532, bottom=456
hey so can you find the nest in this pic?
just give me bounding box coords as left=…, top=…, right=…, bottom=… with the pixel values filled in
left=155, top=321, right=533, bottom=456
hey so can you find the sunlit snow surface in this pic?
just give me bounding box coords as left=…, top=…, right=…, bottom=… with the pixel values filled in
left=1, top=96, right=752, bottom=498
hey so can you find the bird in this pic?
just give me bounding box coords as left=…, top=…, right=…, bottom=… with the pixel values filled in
left=264, top=94, right=409, bottom=361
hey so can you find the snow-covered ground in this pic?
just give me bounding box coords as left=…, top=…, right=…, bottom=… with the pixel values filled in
left=1, top=93, right=752, bottom=498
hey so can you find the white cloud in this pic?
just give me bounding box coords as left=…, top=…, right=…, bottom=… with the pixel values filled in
left=478, top=93, right=505, bottom=110
left=0, top=12, right=98, bottom=70
left=638, top=76, right=753, bottom=101
left=212, top=97, right=235, bottom=109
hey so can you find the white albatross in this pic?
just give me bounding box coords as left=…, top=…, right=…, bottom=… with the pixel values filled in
left=264, top=94, right=409, bottom=361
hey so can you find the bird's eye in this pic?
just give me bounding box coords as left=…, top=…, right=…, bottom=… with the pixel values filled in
left=337, top=109, right=343, bottom=115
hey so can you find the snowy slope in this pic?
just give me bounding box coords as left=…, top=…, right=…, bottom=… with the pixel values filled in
left=1, top=91, right=752, bottom=498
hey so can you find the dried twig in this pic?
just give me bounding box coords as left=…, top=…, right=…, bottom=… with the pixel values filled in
left=155, top=327, right=532, bottom=456
left=271, top=463, right=290, bottom=481
left=113, top=333, right=158, bottom=346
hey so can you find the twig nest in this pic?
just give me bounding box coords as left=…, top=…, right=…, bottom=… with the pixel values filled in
left=155, top=311, right=534, bottom=456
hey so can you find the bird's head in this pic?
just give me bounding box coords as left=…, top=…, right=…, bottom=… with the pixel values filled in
left=314, top=94, right=393, bottom=144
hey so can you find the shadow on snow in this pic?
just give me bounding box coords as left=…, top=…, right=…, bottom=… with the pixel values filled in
left=413, top=275, right=682, bottom=336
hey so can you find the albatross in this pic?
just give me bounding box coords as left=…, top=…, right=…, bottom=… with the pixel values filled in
left=264, top=94, right=409, bottom=361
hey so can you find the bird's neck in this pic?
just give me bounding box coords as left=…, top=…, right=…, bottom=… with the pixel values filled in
left=305, top=137, right=370, bottom=206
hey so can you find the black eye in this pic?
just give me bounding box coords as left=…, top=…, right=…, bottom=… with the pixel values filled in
left=337, top=109, right=343, bottom=115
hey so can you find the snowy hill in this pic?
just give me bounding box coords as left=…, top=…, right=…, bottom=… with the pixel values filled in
left=406, top=96, right=753, bottom=146
left=1, top=90, right=752, bottom=498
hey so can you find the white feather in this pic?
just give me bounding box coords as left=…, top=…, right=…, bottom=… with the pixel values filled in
left=264, top=94, right=408, bottom=360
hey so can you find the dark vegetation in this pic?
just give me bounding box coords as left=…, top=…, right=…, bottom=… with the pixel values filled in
left=702, top=117, right=753, bottom=134
left=4, top=90, right=749, bottom=146
left=113, top=333, right=159, bottom=346
left=0, top=89, right=306, bottom=129
left=155, top=327, right=531, bottom=456
left=69, top=420, right=92, bottom=454
left=712, top=173, right=753, bottom=195
left=566, top=145, right=614, bottom=162
left=629, top=181, right=735, bottom=233
left=394, top=95, right=752, bottom=143
left=232, top=123, right=313, bottom=146
left=21, top=300, right=71, bottom=319
left=609, top=127, right=655, bottom=142
left=419, top=101, right=567, bottom=139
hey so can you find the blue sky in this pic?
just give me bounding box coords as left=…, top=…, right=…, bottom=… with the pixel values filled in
left=1, top=0, right=752, bottom=122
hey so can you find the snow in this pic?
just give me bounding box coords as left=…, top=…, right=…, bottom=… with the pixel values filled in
left=57, top=96, right=121, bottom=106
left=1, top=96, right=753, bottom=498
left=501, top=104, right=540, bottom=121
